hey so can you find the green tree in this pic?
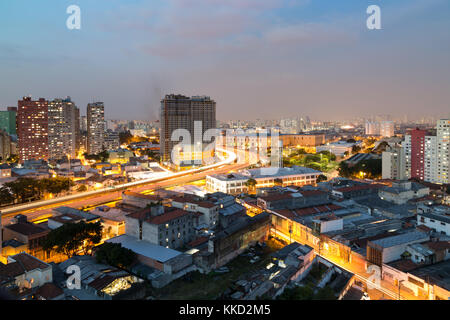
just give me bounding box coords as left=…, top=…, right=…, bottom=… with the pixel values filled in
left=314, top=286, right=336, bottom=300
left=95, top=242, right=137, bottom=269
left=316, top=174, right=328, bottom=183
left=0, top=186, right=14, bottom=205
left=277, top=285, right=315, bottom=300
left=43, top=221, right=103, bottom=258
left=352, top=145, right=362, bottom=154
left=5, top=178, right=41, bottom=203
left=77, top=184, right=88, bottom=192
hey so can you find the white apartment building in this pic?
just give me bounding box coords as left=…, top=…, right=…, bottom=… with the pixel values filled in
left=402, top=136, right=411, bottom=182
left=380, top=121, right=395, bottom=138
left=48, top=97, right=79, bottom=159
left=437, top=119, right=450, bottom=184
left=206, top=166, right=321, bottom=195
left=424, top=135, right=438, bottom=183
left=382, top=145, right=406, bottom=180
left=417, top=209, right=450, bottom=236
left=402, top=119, right=449, bottom=184
left=365, top=121, right=394, bottom=137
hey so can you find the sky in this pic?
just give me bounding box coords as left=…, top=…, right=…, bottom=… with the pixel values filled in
left=0, top=0, right=450, bottom=122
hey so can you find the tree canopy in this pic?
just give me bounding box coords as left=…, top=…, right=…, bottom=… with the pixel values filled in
left=95, top=242, right=137, bottom=269
left=0, top=177, right=74, bottom=206
left=43, top=221, right=103, bottom=258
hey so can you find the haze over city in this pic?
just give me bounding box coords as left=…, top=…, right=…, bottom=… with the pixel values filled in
left=1, top=0, right=450, bottom=121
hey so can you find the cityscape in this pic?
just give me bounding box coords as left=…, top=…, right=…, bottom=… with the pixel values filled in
left=0, top=0, right=450, bottom=310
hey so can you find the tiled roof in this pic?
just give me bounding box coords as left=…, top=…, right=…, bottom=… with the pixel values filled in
left=123, top=191, right=161, bottom=201
left=335, top=184, right=382, bottom=193
left=36, top=283, right=64, bottom=300
left=187, top=236, right=209, bottom=248
left=423, top=241, right=450, bottom=251
left=299, top=190, right=327, bottom=197
left=127, top=207, right=192, bottom=225
left=259, top=193, right=295, bottom=202
left=0, top=253, right=49, bottom=278
left=5, top=222, right=48, bottom=236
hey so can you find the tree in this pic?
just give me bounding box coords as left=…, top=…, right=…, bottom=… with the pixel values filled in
left=77, top=185, right=88, bottom=192
left=314, top=286, right=336, bottom=300
left=316, top=174, right=328, bottom=183
left=119, top=130, right=133, bottom=145
left=0, top=186, right=14, bottom=205
left=43, top=221, right=103, bottom=258
left=40, top=177, right=74, bottom=196
left=6, top=154, right=19, bottom=164
left=352, top=145, right=362, bottom=154
left=5, top=178, right=42, bottom=203
left=95, top=242, right=136, bottom=269
left=277, top=285, right=314, bottom=300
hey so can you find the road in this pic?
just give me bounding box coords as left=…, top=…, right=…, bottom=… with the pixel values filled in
left=1, top=149, right=247, bottom=225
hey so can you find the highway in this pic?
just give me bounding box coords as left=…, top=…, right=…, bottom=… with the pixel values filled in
left=1, top=148, right=246, bottom=224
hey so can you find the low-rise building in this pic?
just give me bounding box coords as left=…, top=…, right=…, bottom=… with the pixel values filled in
left=417, top=207, right=450, bottom=236
left=379, top=181, right=430, bottom=205
left=367, top=230, right=430, bottom=266
left=169, top=194, right=219, bottom=229
left=206, top=166, right=322, bottom=195
left=0, top=253, right=52, bottom=296
left=125, top=205, right=197, bottom=249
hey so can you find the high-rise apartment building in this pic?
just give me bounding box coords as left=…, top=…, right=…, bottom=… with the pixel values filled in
left=437, top=119, right=450, bottom=184
left=365, top=121, right=394, bottom=137
left=382, top=145, right=406, bottom=180
left=17, top=97, right=49, bottom=162
left=48, top=97, right=80, bottom=159
left=104, top=129, right=120, bottom=151
left=0, top=107, right=17, bottom=136
left=160, top=94, right=216, bottom=166
left=409, top=129, right=428, bottom=181
left=379, top=121, right=395, bottom=137
left=0, top=129, right=12, bottom=161
left=401, top=120, right=449, bottom=184
left=87, top=102, right=105, bottom=155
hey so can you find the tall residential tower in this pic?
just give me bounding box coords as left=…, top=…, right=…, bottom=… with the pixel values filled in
left=17, top=97, right=49, bottom=162
left=48, top=97, right=80, bottom=159
left=87, top=102, right=105, bottom=154
left=160, top=94, right=216, bottom=167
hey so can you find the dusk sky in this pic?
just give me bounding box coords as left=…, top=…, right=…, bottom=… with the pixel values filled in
left=1, top=0, right=450, bottom=121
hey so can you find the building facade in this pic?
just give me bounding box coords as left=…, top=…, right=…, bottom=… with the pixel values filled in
left=436, top=119, right=450, bottom=184
left=87, top=102, right=105, bottom=154
left=48, top=97, right=80, bottom=159
left=17, top=97, right=49, bottom=162
left=382, top=145, right=406, bottom=180
left=402, top=120, right=449, bottom=184
left=160, top=94, right=216, bottom=166
left=0, top=107, right=17, bottom=136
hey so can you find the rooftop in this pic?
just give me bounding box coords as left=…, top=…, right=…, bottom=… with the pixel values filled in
left=369, top=231, right=429, bottom=249
left=107, top=234, right=182, bottom=263
left=4, top=221, right=48, bottom=236
left=127, top=207, right=192, bottom=225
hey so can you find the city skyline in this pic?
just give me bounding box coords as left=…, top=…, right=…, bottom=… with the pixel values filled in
left=1, top=0, right=450, bottom=121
